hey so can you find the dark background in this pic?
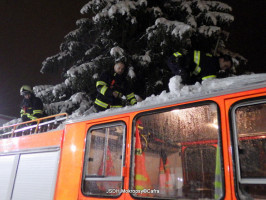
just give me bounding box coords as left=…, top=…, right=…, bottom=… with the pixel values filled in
left=223, top=0, right=266, bottom=73
left=0, top=0, right=265, bottom=117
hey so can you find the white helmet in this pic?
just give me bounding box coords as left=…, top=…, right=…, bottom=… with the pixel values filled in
left=20, top=85, right=33, bottom=96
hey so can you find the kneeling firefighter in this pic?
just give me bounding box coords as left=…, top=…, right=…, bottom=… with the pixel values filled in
left=94, top=61, right=137, bottom=112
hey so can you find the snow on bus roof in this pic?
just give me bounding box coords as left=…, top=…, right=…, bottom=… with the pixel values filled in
left=67, top=73, right=266, bottom=124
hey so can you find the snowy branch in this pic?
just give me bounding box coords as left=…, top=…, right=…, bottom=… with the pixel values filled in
left=198, top=25, right=221, bottom=37
left=93, top=0, right=147, bottom=23
left=147, top=18, right=192, bottom=40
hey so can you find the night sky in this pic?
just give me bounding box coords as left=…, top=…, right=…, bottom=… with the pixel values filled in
left=0, top=0, right=265, bottom=117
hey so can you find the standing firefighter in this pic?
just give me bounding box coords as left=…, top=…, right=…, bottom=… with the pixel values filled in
left=94, top=61, right=137, bottom=112
left=167, top=50, right=233, bottom=85
left=20, top=85, right=44, bottom=122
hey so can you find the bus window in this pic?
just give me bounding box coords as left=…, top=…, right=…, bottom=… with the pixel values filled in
left=232, top=101, right=266, bottom=199
left=82, top=122, right=126, bottom=197
left=132, top=103, right=222, bottom=199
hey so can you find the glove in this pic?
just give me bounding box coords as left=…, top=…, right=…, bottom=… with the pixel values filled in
left=22, top=115, right=29, bottom=122
left=27, top=108, right=33, bottom=114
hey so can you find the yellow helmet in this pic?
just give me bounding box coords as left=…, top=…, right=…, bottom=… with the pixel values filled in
left=20, top=85, right=32, bottom=96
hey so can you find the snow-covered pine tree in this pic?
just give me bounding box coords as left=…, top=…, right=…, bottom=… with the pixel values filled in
left=36, top=0, right=241, bottom=116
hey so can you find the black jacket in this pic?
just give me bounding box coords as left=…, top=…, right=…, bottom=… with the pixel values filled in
left=167, top=50, right=220, bottom=84
left=94, top=70, right=137, bottom=111
left=20, top=95, right=44, bottom=122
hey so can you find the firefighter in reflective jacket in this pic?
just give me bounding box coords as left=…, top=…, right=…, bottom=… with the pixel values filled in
left=20, top=85, right=44, bottom=122
left=167, top=50, right=233, bottom=84
left=94, top=61, right=137, bottom=112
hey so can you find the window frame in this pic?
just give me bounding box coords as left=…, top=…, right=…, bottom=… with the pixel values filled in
left=81, top=121, right=127, bottom=197
left=230, top=97, right=266, bottom=185
left=130, top=100, right=225, bottom=199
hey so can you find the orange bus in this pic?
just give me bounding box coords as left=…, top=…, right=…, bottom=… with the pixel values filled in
left=0, top=77, right=265, bottom=200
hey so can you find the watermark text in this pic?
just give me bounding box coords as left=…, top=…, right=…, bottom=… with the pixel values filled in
left=107, top=189, right=160, bottom=194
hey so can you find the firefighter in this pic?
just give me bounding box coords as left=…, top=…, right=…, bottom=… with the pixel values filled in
left=167, top=50, right=233, bottom=85
left=20, top=85, right=44, bottom=122
left=94, top=61, right=137, bottom=112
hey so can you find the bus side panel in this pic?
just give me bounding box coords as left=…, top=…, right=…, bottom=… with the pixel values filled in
left=0, top=155, right=19, bottom=200
left=12, top=150, right=60, bottom=200
left=0, top=130, right=64, bottom=200
left=0, top=130, right=64, bottom=152
left=54, top=122, right=87, bottom=200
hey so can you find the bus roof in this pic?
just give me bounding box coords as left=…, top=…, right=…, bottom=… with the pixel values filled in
left=67, top=73, right=266, bottom=124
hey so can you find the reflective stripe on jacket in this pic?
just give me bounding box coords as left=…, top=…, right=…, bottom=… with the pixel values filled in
left=168, top=50, right=220, bottom=84
left=20, top=95, right=44, bottom=122
left=94, top=70, right=137, bottom=110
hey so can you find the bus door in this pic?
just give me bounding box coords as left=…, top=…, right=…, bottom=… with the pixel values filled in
left=80, top=118, right=129, bottom=200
